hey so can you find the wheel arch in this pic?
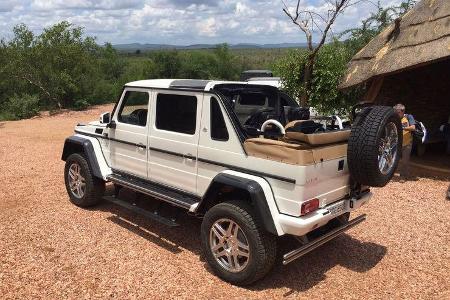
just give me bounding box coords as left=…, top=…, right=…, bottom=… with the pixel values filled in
left=197, top=172, right=279, bottom=235
left=62, top=135, right=109, bottom=180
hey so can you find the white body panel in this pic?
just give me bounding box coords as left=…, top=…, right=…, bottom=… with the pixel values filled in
left=277, top=192, right=372, bottom=236
left=73, top=133, right=112, bottom=180
left=109, top=88, right=150, bottom=178
left=221, top=170, right=284, bottom=235
left=197, top=95, right=246, bottom=194
left=148, top=89, right=203, bottom=194
left=109, top=123, right=148, bottom=177
left=70, top=79, right=371, bottom=238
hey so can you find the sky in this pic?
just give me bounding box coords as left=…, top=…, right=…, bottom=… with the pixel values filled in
left=0, top=0, right=404, bottom=45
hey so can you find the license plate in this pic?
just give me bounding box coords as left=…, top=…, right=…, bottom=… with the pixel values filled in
left=327, top=200, right=346, bottom=216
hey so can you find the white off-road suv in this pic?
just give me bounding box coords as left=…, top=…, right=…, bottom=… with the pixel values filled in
left=62, top=79, right=402, bottom=285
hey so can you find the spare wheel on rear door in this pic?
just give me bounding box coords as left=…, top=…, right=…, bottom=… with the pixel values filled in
left=348, top=106, right=403, bottom=187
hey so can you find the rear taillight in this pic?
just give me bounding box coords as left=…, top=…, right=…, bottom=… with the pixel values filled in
left=301, top=198, right=320, bottom=216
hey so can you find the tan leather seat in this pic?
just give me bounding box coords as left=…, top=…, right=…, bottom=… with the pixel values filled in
left=244, top=138, right=347, bottom=166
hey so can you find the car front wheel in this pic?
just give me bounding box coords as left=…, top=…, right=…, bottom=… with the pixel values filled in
left=64, top=153, right=105, bottom=207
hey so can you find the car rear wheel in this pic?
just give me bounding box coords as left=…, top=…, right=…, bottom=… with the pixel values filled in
left=201, top=201, right=277, bottom=286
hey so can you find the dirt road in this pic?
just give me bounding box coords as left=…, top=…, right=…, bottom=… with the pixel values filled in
left=0, top=105, right=449, bottom=299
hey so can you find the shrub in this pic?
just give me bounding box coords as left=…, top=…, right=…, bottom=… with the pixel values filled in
left=90, top=80, right=121, bottom=105
left=273, top=49, right=309, bottom=101
left=5, top=94, right=40, bottom=120
left=73, top=99, right=90, bottom=110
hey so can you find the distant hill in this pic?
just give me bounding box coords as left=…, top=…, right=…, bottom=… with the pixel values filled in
left=112, top=42, right=310, bottom=52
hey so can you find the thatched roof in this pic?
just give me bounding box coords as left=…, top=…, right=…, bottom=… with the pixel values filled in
left=340, top=0, right=450, bottom=89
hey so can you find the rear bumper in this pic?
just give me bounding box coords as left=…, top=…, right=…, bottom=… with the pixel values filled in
left=278, top=191, right=372, bottom=237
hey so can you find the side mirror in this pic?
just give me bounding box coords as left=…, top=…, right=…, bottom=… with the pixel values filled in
left=100, top=112, right=110, bottom=124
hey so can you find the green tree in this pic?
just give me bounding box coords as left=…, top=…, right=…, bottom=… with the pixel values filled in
left=99, top=43, right=126, bottom=81
left=149, top=50, right=182, bottom=78
left=341, top=0, right=417, bottom=55
left=1, top=22, right=100, bottom=110
left=282, top=0, right=364, bottom=106
left=309, top=41, right=363, bottom=114
left=213, top=44, right=239, bottom=80
left=274, top=42, right=364, bottom=115
left=180, top=50, right=216, bottom=79
left=273, top=49, right=308, bottom=101
left=277, top=0, right=417, bottom=114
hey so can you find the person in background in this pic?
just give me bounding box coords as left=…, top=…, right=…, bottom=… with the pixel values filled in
left=393, top=104, right=416, bottom=182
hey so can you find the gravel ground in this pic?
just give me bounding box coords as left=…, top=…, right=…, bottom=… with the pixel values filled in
left=0, top=105, right=449, bottom=299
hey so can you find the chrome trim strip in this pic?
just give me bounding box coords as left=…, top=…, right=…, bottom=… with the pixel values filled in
left=74, top=130, right=296, bottom=184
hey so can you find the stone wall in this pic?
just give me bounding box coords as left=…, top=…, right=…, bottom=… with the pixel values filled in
left=375, top=58, right=450, bottom=133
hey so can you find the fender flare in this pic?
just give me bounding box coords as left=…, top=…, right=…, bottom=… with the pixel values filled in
left=61, top=135, right=110, bottom=180
left=197, top=170, right=283, bottom=235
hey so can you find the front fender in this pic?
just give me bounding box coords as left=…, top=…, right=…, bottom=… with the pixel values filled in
left=62, top=135, right=111, bottom=180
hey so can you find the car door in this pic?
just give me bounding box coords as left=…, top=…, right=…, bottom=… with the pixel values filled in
left=148, top=90, right=202, bottom=194
left=108, top=88, right=150, bottom=178
left=197, top=95, right=246, bottom=195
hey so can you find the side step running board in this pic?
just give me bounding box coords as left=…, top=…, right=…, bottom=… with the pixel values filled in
left=107, top=173, right=199, bottom=210
left=283, top=214, right=367, bottom=265
left=103, top=196, right=179, bottom=227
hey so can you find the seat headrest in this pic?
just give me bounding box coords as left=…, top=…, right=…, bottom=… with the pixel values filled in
left=285, top=120, right=324, bottom=134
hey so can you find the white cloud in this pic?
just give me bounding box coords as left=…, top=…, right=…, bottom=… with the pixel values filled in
left=31, top=0, right=144, bottom=11
left=196, top=17, right=218, bottom=37
left=235, top=2, right=257, bottom=17
left=0, top=0, right=20, bottom=12
left=0, top=0, right=408, bottom=44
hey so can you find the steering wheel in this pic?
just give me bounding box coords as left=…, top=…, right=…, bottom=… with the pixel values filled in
left=128, top=109, right=148, bottom=126
left=243, top=108, right=275, bottom=128
left=260, top=119, right=286, bottom=135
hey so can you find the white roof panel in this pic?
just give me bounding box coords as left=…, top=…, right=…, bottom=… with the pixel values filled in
left=125, top=79, right=278, bottom=91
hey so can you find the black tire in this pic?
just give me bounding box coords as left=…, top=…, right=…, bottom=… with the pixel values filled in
left=348, top=106, right=403, bottom=187
left=201, top=201, right=277, bottom=286
left=64, top=153, right=105, bottom=207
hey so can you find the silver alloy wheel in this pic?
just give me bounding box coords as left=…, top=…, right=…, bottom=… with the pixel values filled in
left=68, top=163, right=86, bottom=198
left=378, top=122, right=399, bottom=175
left=209, top=218, right=250, bottom=273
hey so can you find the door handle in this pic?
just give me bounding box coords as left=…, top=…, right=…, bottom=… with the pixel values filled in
left=184, top=153, right=195, bottom=161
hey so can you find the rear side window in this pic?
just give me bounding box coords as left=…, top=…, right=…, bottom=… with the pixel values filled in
left=118, top=91, right=149, bottom=126
left=156, top=94, right=197, bottom=134
left=210, top=98, right=229, bottom=141
left=239, top=93, right=266, bottom=106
